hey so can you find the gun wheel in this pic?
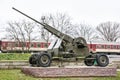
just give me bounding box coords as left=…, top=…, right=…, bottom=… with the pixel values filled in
left=96, top=54, right=109, bottom=67
left=37, top=52, right=51, bottom=67
left=29, top=54, right=39, bottom=66
left=84, top=55, right=95, bottom=66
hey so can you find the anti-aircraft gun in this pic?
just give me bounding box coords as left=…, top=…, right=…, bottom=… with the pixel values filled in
left=12, top=7, right=109, bottom=67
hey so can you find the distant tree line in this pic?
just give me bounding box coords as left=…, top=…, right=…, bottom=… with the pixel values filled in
left=4, top=13, right=120, bottom=52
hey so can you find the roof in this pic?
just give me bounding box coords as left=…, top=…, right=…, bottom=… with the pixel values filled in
left=87, top=40, right=120, bottom=45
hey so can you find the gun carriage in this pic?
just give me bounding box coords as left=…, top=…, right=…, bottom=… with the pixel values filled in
left=12, top=7, right=109, bottom=67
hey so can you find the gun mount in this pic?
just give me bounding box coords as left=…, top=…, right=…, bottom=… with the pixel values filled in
left=12, top=7, right=109, bottom=67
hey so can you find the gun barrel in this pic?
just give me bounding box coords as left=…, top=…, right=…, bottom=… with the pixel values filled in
left=44, top=24, right=73, bottom=43
left=12, top=7, right=44, bottom=26
left=12, top=7, right=73, bottom=43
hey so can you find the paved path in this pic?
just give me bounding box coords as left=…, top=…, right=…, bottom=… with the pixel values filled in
left=117, top=69, right=120, bottom=71
left=108, top=55, right=120, bottom=63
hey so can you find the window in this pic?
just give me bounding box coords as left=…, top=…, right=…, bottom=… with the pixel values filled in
left=23, top=43, right=26, bottom=47
left=37, top=43, right=41, bottom=47
left=31, top=43, right=34, bottom=47
left=106, top=45, right=111, bottom=49
left=44, top=43, right=48, bottom=48
left=96, top=45, right=104, bottom=49
left=118, top=45, right=120, bottom=49
left=21, top=43, right=26, bottom=47
left=101, top=45, right=105, bottom=49
left=3, top=43, right=6, bottom=47
left=96, top=45, right=100, bottom=49
left=15, top=43, right=18, bottom=47
left=112, top=45, right=117, bottom=49
left=8, top=43, right=12, bottom=47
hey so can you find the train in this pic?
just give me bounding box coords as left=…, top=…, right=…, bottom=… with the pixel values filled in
left=0, top=40, right=120, bottom=55
left=88, top=41, right=120, bottom=55
left=0, top=40, right=50, bottom=53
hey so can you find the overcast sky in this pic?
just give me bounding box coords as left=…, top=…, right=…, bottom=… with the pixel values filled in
left=0, top=0, right=120, bottom=38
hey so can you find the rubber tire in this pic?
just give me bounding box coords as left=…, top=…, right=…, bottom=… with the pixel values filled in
left=29, top=54, right=39, bottom=66
left=96, top=54, right=109, bottom=67
left=84, top=55, right=94, bottom=66
left=37, top=52, right=51, bottom=67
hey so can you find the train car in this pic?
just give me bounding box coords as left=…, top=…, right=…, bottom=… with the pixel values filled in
left=0, top=40, right=50, bottom=53
left=88, top=41, right=120, bottom=55
left=0, top=39, right=120, bottom=55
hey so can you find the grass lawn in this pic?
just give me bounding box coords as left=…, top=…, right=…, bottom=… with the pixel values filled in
left=0, top=53, right=84, bottom=61
left=0, top=69, right=119, bottom=80
left=0, top=53, right=31, bottom=60
left=0, top=53, right=119, bottom=80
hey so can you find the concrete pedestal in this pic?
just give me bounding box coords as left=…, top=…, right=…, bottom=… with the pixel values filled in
left=21, top=66, right=116, bottom=78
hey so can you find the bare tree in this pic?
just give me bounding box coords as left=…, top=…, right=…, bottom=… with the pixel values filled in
left=6, top=21, right=25, bottom=52
left=23, top=20, right=37, bottom=52
left=73, top=24, right=95, bottom=41
left=96, top=21, right=120, bottom=42
left=37, top=13, right=73, bottom=42
left=6, top=20, right=36, bottom=52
